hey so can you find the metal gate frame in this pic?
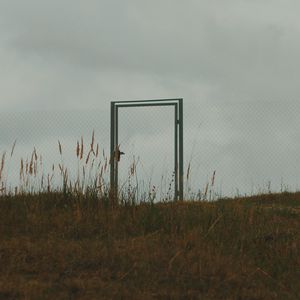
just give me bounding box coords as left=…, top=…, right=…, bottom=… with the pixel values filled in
left=110, top=98, right=183, bottom=201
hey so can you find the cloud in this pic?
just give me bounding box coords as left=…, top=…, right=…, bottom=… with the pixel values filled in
left=1, top=0, right=300, bottom=110
left=1, top=1, right=300, bottom=195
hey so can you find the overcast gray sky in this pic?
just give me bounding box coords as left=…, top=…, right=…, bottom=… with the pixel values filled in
left=1, top=1, right=300, bottom=198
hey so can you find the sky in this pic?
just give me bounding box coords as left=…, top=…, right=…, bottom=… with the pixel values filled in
left=1, top=0, right=300, bottom=198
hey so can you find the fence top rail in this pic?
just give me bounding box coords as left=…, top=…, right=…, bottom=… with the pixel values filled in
left=115, top=103, right=178, bottom=108
left=111, top=98, right=183, bottom=105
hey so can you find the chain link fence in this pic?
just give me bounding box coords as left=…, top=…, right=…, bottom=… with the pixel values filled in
left=1, top=101, right=300, bottom=200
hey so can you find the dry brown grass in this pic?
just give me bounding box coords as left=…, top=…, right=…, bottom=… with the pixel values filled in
left=0, top=133, right=300, bottom=298
left=0, top=192, right=300, bottom=299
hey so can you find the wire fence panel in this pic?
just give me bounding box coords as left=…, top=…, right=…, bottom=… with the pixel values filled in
left=0, top=110, right=110, bottom=195
left=1, top=102, right=300, bottom=200
left=117, top=105, right=175, bottom=201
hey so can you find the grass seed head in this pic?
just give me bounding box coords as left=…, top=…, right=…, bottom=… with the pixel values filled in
left=0, top=152, right=6, bottom=181
left=211, top=170, right=216, bottom=186
left=86, top=149, right=92, bottom=164
left=90, top=130, right=95, bottom=151
left=76, top=141, right=80, bottom=158
left=187, top=162, right=191, bottom=180
left=20, top=159, right=24, bottom=179
left=204, top=182, right=209, bottom=198
left=80, top=136, right=84, bottom=160
left=58, top=140, right=62, bottom=155
left=96, top=144, right=99, bottom=158
left=10, top=139, right=17, bottom=157
left=33, top=147, right=38, bottom=161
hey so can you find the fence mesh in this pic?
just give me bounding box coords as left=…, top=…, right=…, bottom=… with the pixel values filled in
left=1, top=102, right=300, bottom=200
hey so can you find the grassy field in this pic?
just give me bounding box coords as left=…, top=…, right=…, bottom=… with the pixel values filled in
left=0, top=191, right=300, bottom=299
